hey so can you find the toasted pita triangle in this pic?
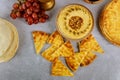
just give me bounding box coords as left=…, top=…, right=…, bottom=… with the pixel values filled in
left=67, top=50, right=96, bottom=67
left=42, top=31, right=64, bottom=62
left=80, top=34, right=104, bottom=54
left=42, top=45, right=60, bottom=62
left=32, top=31, right=49, bottom=54
left=51, top=59, right=73, bottom=76
left=47, top=30, right=64, bottom=47
left=42, top=41, right=74, bottom=62
left=53, top=41, right=74, bottom=57
left=65, top=53, right=81, bottom=72
left=80, top=51, right=97, bottom=67
left=65, top=51, right=88, bottom=71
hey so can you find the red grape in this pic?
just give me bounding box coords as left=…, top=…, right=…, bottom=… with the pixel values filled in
left=39, top=18, right=46, bottom=23
left=21, top=3, right=26, bottom=10
left=19, top=6, right=24, bottom=11
left=33, top=2, right=40, bottom=9
left=25, top=1, right=31, bottom=7
left=10, top=13, right=17, bottom=19
left=33, top=0, right=38, bottom=2
left=27, top=0, right=34, bottom=3
left=10, top=0, right=49, bottom=25
left=27, top=17, right=33, bottom=25
left=36, top=4, right=40, bottom=9
left=29, top=6, right=34, bottom=11
left=23, top=13, right=29, bottom=18
left=13, top=3, right=19, bottom=9
left=33, top=8, right=39, bottom=13
left=16, top=11, right=21, bottom=17
left=32, top=13, right=38, bottom=19
left=33, top=2, right=38, bottom=7
left=44, top=14, right=49, bottom=19
left=26, top=9, right=32, bottom=15
left=34, top=19, right=39, bottom=24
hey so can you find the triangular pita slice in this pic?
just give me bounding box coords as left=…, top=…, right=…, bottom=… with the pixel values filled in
left=80, top=34, right=104, bottom=54
left=78, top=41, right=97, bottom=67
left=80, top=51, right=97, bottom=67
left=47, top=30, right=64, bottom=47
left=53, top=41, right=74, bottom=57
left=42, top=41, right=74, bottom=62
left=65, top=51, right=88, bottom=71
left=42, top=45, right=60, bottom=62
left=51, top=59, right=73, bottom=76
left=65, top=53, right=81, bottom=72
left=32, top=31, right=49, bottom=54
left=42, top=31, right=64, bottom=62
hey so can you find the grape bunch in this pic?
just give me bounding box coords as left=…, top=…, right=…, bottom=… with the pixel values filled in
left=10, top=0, right=49, bottom=25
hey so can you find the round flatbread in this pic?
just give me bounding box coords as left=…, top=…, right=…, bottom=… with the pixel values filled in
left=0, top=18, right=19, bottom=63
left=99, top=0, right=120, bottom=46
left=0, top=21, right=13, bottom=56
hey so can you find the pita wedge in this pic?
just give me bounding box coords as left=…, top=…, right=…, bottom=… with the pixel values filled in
left=80, top=34, right=104, bottom=54
left=42, top=45, right=60, bottom=62
left=47, top=30, right=64, bottom=47
left=32, top=31, right=49, bottom=54
left=65, top=50, right=94, bottom=71
left=42, top=31, right=64, bottom=62
left=53, top=41, right=74, bottom=58
left=80, top=51, right=97, bottom=67
left=51, top=59, right=73, bottom=76
left=42, top=41, right=74, bottom=62
left=99, top=0, right=120, bottom=46
left=66, top=51, right=96, bottom=68
left=65, top=52, right=83, bottom=72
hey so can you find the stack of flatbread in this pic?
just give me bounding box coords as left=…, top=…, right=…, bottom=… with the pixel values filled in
left=32, top=30, right=104, bottom=76
left=99, top=0, right=120, bottom=46
left=0, top=18, right=19, bottom=63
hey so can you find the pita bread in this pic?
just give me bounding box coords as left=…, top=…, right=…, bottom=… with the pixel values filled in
left=80, top=34, right=104, bottom=54
left=65, top=51, right=90, bottom=71
left=42, top=31, right=64, bottom=62
left=32, top=31, right=49, bottom=54
left=42, top=45, right=60, bottom=62
left=99, top=0, right=120, bottom=46
left=47, top=30, right=64, bottom=47
left=53, top=41, right=74, bottom=57
left=0, top=20, right=13, bottom=56
left=42, top=41, right=74, bottom=62
left=80, top=51, right=97, bottom=67
left=65, top=53, right=81, bottom=71
left=0, top=18, right=19, bottom=63
left=51, top=59, right=73, bottom=76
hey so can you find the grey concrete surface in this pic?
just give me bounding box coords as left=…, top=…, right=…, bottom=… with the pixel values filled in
left=0, top=0, right=120, bottom=80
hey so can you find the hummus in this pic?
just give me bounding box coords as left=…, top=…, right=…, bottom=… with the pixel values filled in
left=57, top=4, right=94, bottom=40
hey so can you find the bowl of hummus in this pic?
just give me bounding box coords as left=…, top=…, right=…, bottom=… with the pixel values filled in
left=56, top=4, right=94, bottom=41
